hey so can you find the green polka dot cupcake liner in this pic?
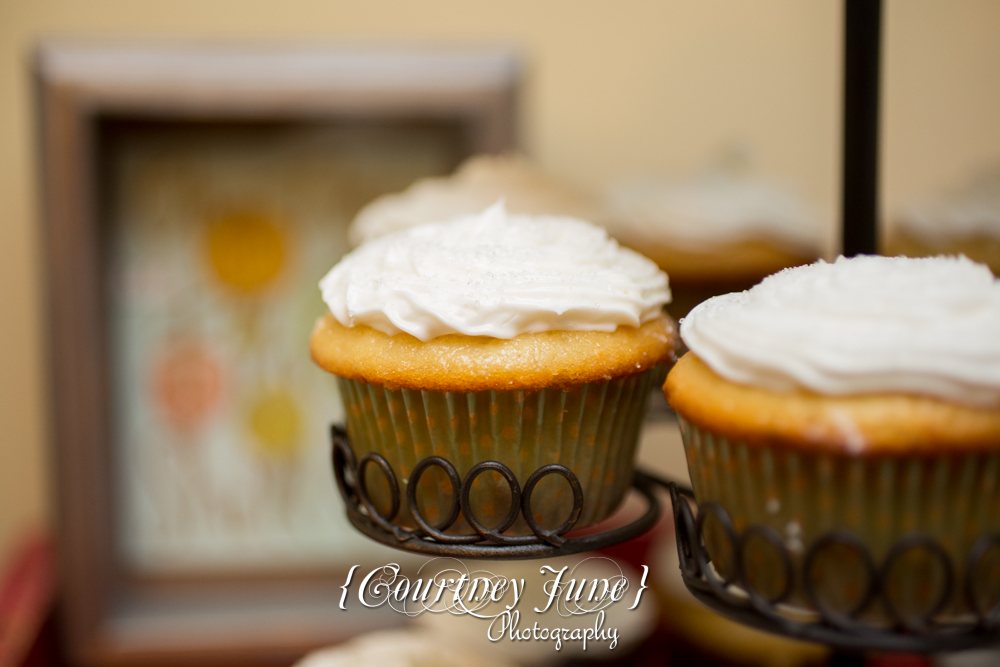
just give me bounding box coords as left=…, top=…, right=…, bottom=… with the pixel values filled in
left=336, top=367, right=663, bottom=536
left=679, top=416, right=1000, bottom=622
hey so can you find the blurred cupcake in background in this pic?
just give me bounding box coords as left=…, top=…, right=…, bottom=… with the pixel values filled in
left=348, top=153, right=603, bottom=247
left=888, top=160, right=1000, bottom=275
left=295, top=630, right=515, bottom=667
left=605, top=148, right=824, bottom=320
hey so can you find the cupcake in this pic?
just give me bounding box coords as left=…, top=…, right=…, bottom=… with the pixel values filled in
left=606, top=164, right=823, bottom=320
left=294, top=630, right=514, bottom=667
left=888, top=161, right=1000, bottom=275
left=349, top=153, right=603, bottom=247
left=664, top=255, right=1000, bottom=622
left=312, top=202, right=674, bottom=536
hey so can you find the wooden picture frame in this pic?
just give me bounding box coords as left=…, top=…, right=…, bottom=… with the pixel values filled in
left=35, top=42, right=519, bottom=666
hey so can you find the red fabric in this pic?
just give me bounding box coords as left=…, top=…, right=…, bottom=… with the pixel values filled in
left=0, top=534, right=57, bottom=667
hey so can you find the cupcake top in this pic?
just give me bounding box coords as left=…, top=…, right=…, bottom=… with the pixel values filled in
left=321, top=201, right=671, bottom=342
left=348, top=154, right=602, bottom=247
left=680, top=255, right=1000, bottom=408
left=897, top=162, right=1000, bottom=242
left=294, top=630, right=514, bottom=667
left=606, top=170, right=823, bottom=256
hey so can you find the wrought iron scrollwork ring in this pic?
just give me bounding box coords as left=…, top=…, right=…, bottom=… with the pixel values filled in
left=696, top=501, right=740, bottom=591
left=331, top=425, right=356, bottom=504
left=803, top=530, right=880, bottom=631
left=521, top=464, right=585, bottom=547
left=406, top=456, right=467, bottom=541
left=670, top=481, right=699, bottom=578
left=356, top=452, right=401, bottom=526
left=967, top=533, right=1000, bottom=629
left=460, top=461, right=525, bottom=543
left=740, top=524, right=795, bottom=610
left=880, top=535, right=954, bottom=632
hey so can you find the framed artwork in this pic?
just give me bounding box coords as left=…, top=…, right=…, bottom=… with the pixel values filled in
left=36, top=43, right=519, bottom=666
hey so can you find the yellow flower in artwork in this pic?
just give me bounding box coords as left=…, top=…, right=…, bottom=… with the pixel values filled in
left=206, top=211, right=286, bottom=293
left=248, top=389, right=303, bottom=458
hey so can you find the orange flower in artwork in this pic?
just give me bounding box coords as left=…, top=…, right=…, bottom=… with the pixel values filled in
left=153, top=342, right=223, bottom=434
left=205, top=211, right=286, bottom=294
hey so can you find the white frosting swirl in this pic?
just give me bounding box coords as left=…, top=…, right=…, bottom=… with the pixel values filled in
left=606, top=172, right=823, bottom=255
left=349, top=154, right=602, bottom=247
left=897, top=161, right=1000, bottom=242
left=681, top=255, right=1000, bottom=407
left=321, top=202, right=671, bottom=341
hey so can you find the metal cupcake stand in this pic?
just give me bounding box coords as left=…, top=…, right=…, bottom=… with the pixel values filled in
left=331, top=0, right=1000, bottom=656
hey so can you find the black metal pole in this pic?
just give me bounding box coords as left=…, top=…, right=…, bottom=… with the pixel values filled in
left=841, top=0, right=882, bottom=257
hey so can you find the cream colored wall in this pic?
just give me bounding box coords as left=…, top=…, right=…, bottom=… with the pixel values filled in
left=0, top=0, right=996, bottom=558
left=883, top=0, right=1000, bottom=233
